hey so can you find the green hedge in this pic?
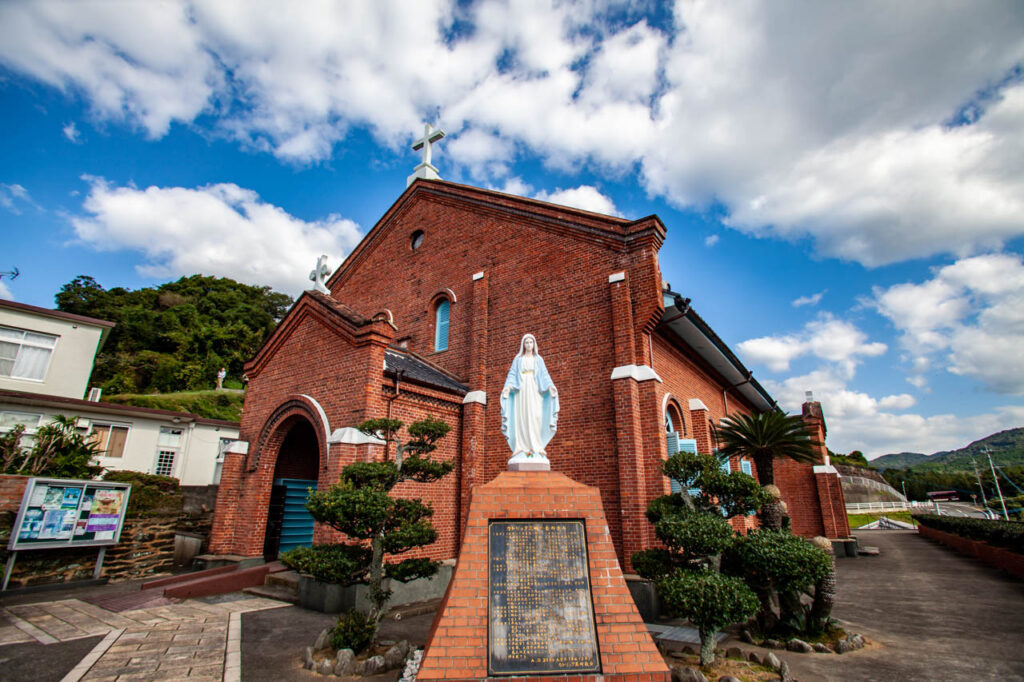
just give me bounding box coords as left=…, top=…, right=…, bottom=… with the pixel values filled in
left=917, top=514, right=1024, bottom=555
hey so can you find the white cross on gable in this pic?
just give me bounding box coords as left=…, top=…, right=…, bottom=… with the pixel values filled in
left=407, top=123, right=446, bottom=187
left=308, top=254, right=330, bottom=294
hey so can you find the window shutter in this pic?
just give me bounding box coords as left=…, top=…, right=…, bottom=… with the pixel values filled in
left=435, top=300, right=450, bottom=351
left=666, top=431, right=680, bottom=493
left=720, top=458, right=732, bottom=474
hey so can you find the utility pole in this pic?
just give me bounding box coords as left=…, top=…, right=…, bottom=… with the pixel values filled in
left=985, top=448, right=1009, bottom=521
left=972, top=457, right=990, bottom=516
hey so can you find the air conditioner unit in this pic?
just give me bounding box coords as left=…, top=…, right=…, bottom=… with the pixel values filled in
left=87, top=387, right=103, bottom=402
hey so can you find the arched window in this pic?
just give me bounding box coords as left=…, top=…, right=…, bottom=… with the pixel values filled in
left=434, top=299, right=450, bottom=352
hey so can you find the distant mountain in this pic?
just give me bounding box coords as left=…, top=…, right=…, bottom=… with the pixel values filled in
left=871, top=428, right=1024, bottom=472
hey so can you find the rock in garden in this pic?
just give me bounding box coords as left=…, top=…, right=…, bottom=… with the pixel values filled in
left=764, top=639, right=783, bottom=649
left=726, top=646, right=743, bottom=659
left=313, top=628, right=332, bottom=651
left=362, top=655, right=386, bottom=676
left=354, top=660, right=367, bottom=675
left=748, top=651, right=762, bottom=663
left=317, top=659, right=334, bottom=676
left=778, top=660, right=792, bottom=681
left=787, top=638, right=814, bottom=653
left=719, top=677, right=742, bottom=682
left=764, top=652, right=782, bottom=671
left=334, top=649, right=355, bottom=676
left=813, top=642, right=832, bottom=653
left=740, top=628, right=756, bottom=644
left=851, top=633, right=866, bottom=649
left=670, top=666, right=708, bottom=682
left=303, top=646, right=315, bottom=670
left=384, top=642, right=409, bottom=670
left=835, top=639, right=854, bottom=654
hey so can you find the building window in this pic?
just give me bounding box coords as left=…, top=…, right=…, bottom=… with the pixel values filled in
left=410, top=230, right=424, bottom=250
left=0, top=411, right=42, bottom=430
left=89, top=423, right=130, bottom=458
left=213, top=437, right=235, bottom=484
left=434, top=299, right=450, bottom=352
left=154, top=426, right=183, bottom=477
left=0, top=325, right=57, bottom=381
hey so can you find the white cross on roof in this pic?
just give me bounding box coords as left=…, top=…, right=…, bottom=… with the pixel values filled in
left=407, top=123, right=446, bottom=187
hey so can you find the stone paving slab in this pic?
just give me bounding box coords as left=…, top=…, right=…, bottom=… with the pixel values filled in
left=0, top=593, right=288, bottom=681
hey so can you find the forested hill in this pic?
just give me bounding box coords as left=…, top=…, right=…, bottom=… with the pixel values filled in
left=56, top=275, right=293, bottom=395
left=871, top=428, right=1024, bottom=472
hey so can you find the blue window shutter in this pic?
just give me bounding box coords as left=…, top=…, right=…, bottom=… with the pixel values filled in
left=435, top=300, right=449, bottom=351
left=721, top=458, right=732, bottom=474
left=666, top=431, right=680, bottom=493
left=673, top=438, right=700, bottom=495
left=741, top=460, right=752, bottom=476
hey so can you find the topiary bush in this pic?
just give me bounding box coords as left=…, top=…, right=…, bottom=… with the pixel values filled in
left=279, top=544, right=372, bottom=584
left=330, top=609, right=376, bottom=655
left=657, top=568, right=759, bottom=665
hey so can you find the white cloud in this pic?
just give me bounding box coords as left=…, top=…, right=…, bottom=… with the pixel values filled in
left=792, top=291, right=825, bottom=307
left=766, top=367, right=1023, bottom=456
left=704, top=234, right=719, bottom=247
left=872, top=252, right=1024, bottom=394
left=62, top=121, right=81, bottom=143
left=70, top=177, right=363, bottom=295
left=2, top=3, right=1023, bottom=261
left=0, top=281, right=13, bottom=301
left=0, top=183, right=38, bottom=214
left=533, top=185, right=619, bottom=216
left=738, top=314, right=885, bottom=375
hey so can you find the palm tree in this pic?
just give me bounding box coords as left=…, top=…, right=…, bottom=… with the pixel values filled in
left=714, top=410, right=821, bottom=486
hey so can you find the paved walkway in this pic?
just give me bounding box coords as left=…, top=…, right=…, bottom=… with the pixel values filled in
left=0, top=594, right=286, bottom=681
left=783, top=530, right=1024, bottom=681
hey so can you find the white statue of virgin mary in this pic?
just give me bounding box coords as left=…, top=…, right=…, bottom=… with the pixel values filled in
left=500, top=333, right=559, bottom=461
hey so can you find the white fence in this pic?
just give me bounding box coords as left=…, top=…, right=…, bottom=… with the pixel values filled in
left=846, top=501, right=931, bottom=512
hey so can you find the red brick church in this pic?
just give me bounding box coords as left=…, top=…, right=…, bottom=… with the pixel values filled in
left=209, top=175, right=849, bottom=570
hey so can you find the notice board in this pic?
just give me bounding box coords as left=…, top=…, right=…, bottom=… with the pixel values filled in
left=7, top=477, right=131, bottom=551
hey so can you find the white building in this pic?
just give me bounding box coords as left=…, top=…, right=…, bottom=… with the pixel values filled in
left=0, top=299, right=239, bottom=485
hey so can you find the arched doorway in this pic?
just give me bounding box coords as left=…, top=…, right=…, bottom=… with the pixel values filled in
left=262, top=417, right=320, bottom=560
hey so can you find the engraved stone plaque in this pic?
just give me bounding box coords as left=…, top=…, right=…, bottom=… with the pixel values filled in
left=488, top=520, right=600, bottom=675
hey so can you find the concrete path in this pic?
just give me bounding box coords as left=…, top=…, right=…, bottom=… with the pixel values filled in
left=782, top=530, right=1024, bottom=681
left=0, top=594, right=286, bottom=681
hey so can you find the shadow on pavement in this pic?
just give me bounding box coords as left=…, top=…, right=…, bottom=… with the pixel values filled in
left=0, top=635, right=102, bottom=682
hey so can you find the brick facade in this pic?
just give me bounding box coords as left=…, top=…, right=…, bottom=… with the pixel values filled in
left=209, top=179, right=850, bottom=564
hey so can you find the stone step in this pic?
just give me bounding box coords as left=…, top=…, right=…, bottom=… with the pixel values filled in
left=265, top=570, right=299, bottom=589
left=242, top=583, right=299, bottom=605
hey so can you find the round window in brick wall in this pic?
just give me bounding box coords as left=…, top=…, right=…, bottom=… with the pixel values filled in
left=410, top=230, right=425, bottom=250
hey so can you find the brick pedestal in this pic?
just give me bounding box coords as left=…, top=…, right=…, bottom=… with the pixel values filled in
left=417, top=470, right=669, bottom=681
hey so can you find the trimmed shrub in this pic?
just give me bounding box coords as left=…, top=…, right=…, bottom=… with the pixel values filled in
left=279, top=544, right=372, bottom=585
left=330, top=609, right=375, bottom=655
left=916, top=514, right=1023, bottom=554
left=102, top=470, right=182, bottom=517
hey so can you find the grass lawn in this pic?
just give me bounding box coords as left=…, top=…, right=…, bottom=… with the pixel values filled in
left=103, top=389, right=245, bottom=422
left=848, top=511, right=919, bottom=528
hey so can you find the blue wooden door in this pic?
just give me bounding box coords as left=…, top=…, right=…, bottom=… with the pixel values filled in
left=275, top=478, right=317, bottom=554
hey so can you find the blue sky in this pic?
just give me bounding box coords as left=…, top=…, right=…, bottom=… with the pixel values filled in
left=1, top=1, right=1023, bottom=458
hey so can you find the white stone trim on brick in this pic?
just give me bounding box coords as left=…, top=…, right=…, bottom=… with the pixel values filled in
left=472, top=271, right=484, bottom=281
left=688, top=398, right=709, bottom=412
left=608, top=272, right=626, bottom=283
left=328, top=427, right=386, bottom=445
left=462, top=391, right=487, bottom=405
left=224, top=441, right=250, bottom=455
left=610, top=364, right=662, bottom=382
left=813, top=464, right=839, bottom=475
left=299, top=394, right=331, bottom=442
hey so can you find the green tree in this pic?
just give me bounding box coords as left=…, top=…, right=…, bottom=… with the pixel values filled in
left=283, top=416, right=454, bottom=648
left=714, top=411, right=821, bottom=486
left=54, top=274, right=293, bottom=394
left=632, top=449, right=762, bottom=665
left=1, top=416, right=103, bottom=479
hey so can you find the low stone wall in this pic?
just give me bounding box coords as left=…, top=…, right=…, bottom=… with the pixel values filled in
left=1, top=512, right=213, bottom=589
left=918, top=524, right=1024, bottom=580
